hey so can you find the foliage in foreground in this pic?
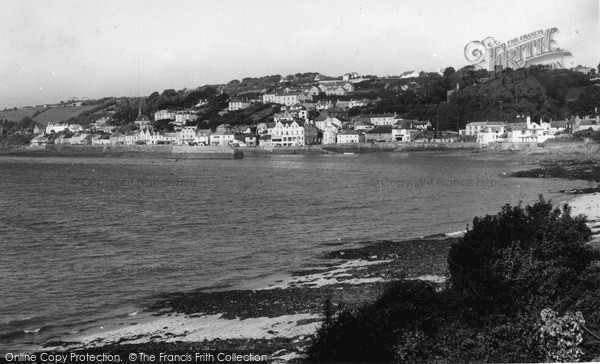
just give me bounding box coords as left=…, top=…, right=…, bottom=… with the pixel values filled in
left=304, top=196, right=600, bottom=363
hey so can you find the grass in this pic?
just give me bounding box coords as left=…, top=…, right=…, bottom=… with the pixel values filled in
left=32, top=105, right=99, bottom=125
left=0, top=107, right=47, bottom=121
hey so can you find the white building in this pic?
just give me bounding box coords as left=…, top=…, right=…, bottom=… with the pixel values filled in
left=229, top=100, right=252, bottom=111
left=477, top=125, right=506, bottom=144
left=314, top=116, right=343, bottom=132
left=506, top=116, right=553, bottom=143
left=179, top=126, right=197, bottom=144
left=359, top=114, right=397, bottom=126
left=45, top=123, right=83, bottom=134
left=465, top=121, right=506, bottom=136
left=337, top=130, right=361, bottom=143
left=400, top=71, right=420, bottom=79
left=322, top=124, right=339, bottom=145
left=392, top=120, right=424, bottom=142
left=267, top=119, right=306, bottom=146
left=154, top=109, right=176, bottom=121
left=210, top=127, right=235, bottom=146
left=174, top=111, right=198, bottom=126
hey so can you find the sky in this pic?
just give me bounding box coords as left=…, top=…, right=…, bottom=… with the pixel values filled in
left=1, top=0, right=598, bottom=109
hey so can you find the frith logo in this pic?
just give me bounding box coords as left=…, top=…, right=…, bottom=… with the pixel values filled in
left=464, top=28, right=572, bottom=71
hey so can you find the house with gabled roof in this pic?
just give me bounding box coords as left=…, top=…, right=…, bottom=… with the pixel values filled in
left=259, top=134, right=272, bottom=147
left=92, top=135, right=111, bottom=145
left=155, top=109, right=176, bottom=121
left=465, top=121, right=506, bottom=136
left=574, top=116, right=600, bottom=132
left=477, top=125, right=507, bottom=144
left=505, top=116, right=552, bottom=143
left=365, top=125, right=393, bottom=142
left=400, top=71, right=420, bottom=79
left=267, top=119, right=306, bottom=146
left=69, top=133, right=93, bottom=145
left=109, top=132, right=125, bottom=145
left=322, top=124, right=339, bottom=144
left=392, top=119, right=424, bottom=142
left=209, top=127, right=235, bottom=146
left=30, top=135, right=51, bottom=146
left=337, top=129, right=363, bottom=144
left=359, top=113, right=397, bottom=126
left=229, top=99, right=252, bottom=111
left=304, top=85, right=321, bottom=96
left=318, top=81, right=354, bottom=96
left=550, top=120, right=570, bottom=134
left=314, top=116, right=343, bottom=132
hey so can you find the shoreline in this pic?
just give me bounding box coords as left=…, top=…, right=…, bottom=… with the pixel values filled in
left=38, top=237, right=455, bottom=361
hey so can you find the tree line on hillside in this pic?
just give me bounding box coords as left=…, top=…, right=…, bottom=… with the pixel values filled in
left=360, top=65, right=598, bottom=131
left=2, top=64, right=599, bottom=144
left=102, top=65, right=600, bottom=133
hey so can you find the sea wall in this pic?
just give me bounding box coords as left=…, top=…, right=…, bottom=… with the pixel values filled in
left=2, top=144, right=237, bottom=158
left=395, top=142, right=480, bottom=150
left=488, top=142, right=539, bottom=151
left=323, top=142, right=480, bottom=153
left=45, top=144, right=174, bottom=155
left=172, top=145, right=234, bottom=154
left=243, top=145, right=329, bottom=154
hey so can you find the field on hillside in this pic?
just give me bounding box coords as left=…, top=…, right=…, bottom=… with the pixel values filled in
left=32, top=105, right=99, bottom=125
left=0, top=107, right=46, bottom=121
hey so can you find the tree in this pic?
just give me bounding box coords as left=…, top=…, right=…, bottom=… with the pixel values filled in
left=154, top=119, right=174, bottom=131
left=443, top=67, right=456, bottom=77
left=161, top=89, right=177, bottom=98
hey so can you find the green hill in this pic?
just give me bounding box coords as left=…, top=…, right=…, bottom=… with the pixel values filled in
left=32, top=105, right=99, bottom=125
left=0, top=107, right=46, bottom=122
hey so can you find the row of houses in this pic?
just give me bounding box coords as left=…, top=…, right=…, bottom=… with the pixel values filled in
left=30, top=125, right=258, bottom=147
left=463, top=116, right=600, bottom=144
left=257, top=114, right=433, bottom=147
left=260, top=81, right=356, bottom=106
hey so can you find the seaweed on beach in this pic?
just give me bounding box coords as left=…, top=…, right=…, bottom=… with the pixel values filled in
left=510, top=159, right=600, bottom=183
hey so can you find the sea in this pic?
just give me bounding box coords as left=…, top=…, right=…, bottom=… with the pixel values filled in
left=0, top=152, right=594, bottom=353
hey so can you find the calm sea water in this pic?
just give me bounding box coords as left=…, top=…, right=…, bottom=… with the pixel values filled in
left=0, top=153, right=592, bottom=352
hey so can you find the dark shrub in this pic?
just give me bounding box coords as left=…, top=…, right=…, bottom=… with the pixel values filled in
left=304, top=280, right=439, bottom=363
left=447, top=196, right=595, bottom=313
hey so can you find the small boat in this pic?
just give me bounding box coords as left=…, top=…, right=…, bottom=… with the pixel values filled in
left=343, top=152, right=355, bottom=155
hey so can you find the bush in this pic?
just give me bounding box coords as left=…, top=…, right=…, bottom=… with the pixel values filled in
left=447, top=196, right=595, bottom=313
left=304, top=280, right=439, bottom=363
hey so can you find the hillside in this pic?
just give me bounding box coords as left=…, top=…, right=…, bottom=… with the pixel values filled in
left=448, top=67, right=595, bottom=124
left=32, top=105, right=100, bottom=125
left=0, top=107, right=47, bottom=122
